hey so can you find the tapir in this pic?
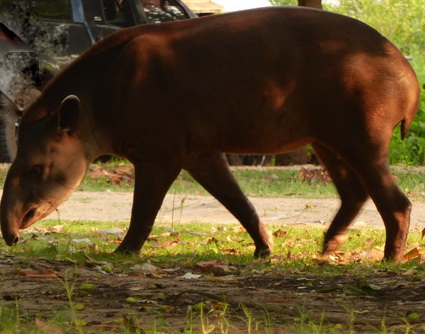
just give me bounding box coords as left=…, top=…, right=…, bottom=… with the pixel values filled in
left=0, top=7, right=420, bottom=261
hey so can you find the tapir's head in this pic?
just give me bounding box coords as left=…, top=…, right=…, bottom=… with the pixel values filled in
left=1, top=95, right=89, bottom=246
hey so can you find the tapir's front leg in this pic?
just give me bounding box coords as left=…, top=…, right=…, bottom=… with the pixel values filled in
left=114, top=162, right=181, bottom=254
left=184, top=152, right=274, bottom=257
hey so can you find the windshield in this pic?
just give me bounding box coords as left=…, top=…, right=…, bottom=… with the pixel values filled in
left=142, top=0, right=189, bottom=23
left=102, top=0, right=189, bottom=27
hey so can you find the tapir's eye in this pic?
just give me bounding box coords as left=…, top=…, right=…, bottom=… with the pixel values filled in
left=28, top=166, right=43, bottom=180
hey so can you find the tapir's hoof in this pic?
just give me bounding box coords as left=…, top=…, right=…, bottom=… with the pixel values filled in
left=383, top=248, right=404, bottom=262
left=322, top=234, right=348, bottom=255
left=114, top=244, right=141, bottom=254
left=254, top=247, right=272, bottom=258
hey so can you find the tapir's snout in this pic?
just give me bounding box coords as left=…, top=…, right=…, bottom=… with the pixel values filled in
left=1, top=171, right=36, bottom=247
left=1, top=203, right=50, bottom=246
left=1, top=197, right=58, bottom=246
left=3, top=230, right=20, bottom=246
left=1, top=184, right=20, bottom=246
left=1, top=199, right=63, bottom=247
left=1, top=200, right=23, bottom=247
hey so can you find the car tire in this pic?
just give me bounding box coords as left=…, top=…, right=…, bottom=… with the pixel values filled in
left=0, top=93, right=18, bottom=162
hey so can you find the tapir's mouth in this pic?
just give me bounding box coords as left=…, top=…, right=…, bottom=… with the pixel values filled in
left=20, top=207, right=37, bottom=229
left=20, top=202, right=57, bottom=230
left=2, top=204, right=56, bottom=246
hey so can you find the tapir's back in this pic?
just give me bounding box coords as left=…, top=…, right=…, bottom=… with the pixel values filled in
left=24, top=7, right=419, bottom=154
left=115, top=7, right=417, bottom=153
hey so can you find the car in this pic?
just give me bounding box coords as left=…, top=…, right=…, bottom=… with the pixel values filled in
left=0, top=21, right=56, bottom=162
left=0, top=0, right=196, bottom=161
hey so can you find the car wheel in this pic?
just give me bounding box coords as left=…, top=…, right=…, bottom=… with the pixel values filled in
left=0, top=93, right=18, bottom=162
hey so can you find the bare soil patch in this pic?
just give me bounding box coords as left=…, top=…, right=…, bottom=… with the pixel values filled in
left=1, top=255, right=425, bottom=333
left=41, top=191, right=425, bottom=230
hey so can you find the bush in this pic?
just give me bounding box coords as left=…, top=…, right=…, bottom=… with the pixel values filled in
left=390, top=93, right=425, bottom=166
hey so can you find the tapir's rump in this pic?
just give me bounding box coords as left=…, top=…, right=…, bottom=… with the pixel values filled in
left=1, top=7, right=420, bottom=261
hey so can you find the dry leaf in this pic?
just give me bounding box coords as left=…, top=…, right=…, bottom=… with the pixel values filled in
left=152, top=240, right=178, bottom=248
left=232, top=226, right=246, bottom=234
left=273, top=229, right=287, bottom=238
left=221, top=248, right=238, bottom=255
left=403, top=248, right=421, bottom=261
left=206, top=237, right=219, bottom=244
left=196, top=260, right=228, bottom=272
left=213, top=302, right=229, bottom=310
left=35, top=318, right=64, bottom=334
left=299, top=167, right=330, bottom=184
left=18, top=268, right=38, bottom=277
left=140, top=263, right=160, bottom=272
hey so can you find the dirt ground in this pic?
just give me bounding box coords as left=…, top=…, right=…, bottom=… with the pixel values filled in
left=39, top=191, right=425, bottom=230
left=2, top=251, right=425, bottom=333
left=1, top=190, right=425, bottom=332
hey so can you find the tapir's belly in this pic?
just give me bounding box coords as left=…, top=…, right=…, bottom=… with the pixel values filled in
left=213, top=127, right=312, bottom=155
left=184, top=102, right=313, bottom=155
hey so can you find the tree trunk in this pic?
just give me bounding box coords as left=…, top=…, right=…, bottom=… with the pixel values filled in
left=297, top=0, right=322, bottom=9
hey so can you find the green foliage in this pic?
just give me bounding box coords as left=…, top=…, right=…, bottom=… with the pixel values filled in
left=390, top=107, right=425, bottom=165
left=325, top=0, right=425, bottom=60
left=270, top=0, right=297, bottom=5
left=272, top=0, right=425, bottom=56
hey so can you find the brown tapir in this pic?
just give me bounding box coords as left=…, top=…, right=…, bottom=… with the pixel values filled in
left=0, top=7, right=420, bottom=261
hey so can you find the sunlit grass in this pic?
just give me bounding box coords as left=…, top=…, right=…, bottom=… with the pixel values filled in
left=2, top=219, right=425, bottom=270
left=47, top=163, right=425, bottom=201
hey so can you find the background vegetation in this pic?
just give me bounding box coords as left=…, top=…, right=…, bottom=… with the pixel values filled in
left=270, top=0, right=425, bottom=165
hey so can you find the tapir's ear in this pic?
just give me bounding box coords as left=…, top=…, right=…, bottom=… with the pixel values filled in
left=58, top=95, right=80, bottom=133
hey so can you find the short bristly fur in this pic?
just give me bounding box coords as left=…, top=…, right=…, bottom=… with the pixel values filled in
left=1, top=7, right=420, bottom=261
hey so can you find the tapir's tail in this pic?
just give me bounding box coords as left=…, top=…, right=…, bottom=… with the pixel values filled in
left=400, top=118, right=413, bottom=140
left=400, top=83, right=421, bottom=140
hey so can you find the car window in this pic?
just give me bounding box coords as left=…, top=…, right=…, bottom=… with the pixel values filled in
left=141, top=0, right=189, bottom=23
left=30, top=0, right=73, bottom=21
left=102, top=0, right=133, bottom=27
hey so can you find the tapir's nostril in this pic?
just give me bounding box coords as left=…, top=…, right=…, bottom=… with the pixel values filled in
left=2, top=233, right=19, bottom=246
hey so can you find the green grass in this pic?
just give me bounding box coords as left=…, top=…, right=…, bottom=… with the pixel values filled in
left=1, top=162, right=423, bottom=201
left=2, top=219, right=424, bottom=272
left=74, top=163, right=425, bottom=201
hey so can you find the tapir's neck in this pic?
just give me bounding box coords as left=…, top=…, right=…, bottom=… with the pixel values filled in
left=78, top=115, right=110, bottom=162
left=28, top=50, right=128, bottom=161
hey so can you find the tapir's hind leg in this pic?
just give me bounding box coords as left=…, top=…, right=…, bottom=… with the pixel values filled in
left=346, top=157, right=411, bottom=261
left=312, top=143, right=369, bottom=254
left=319, top=141, right=411, bottom=261
left=184, top=152, right=274, bottom=257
